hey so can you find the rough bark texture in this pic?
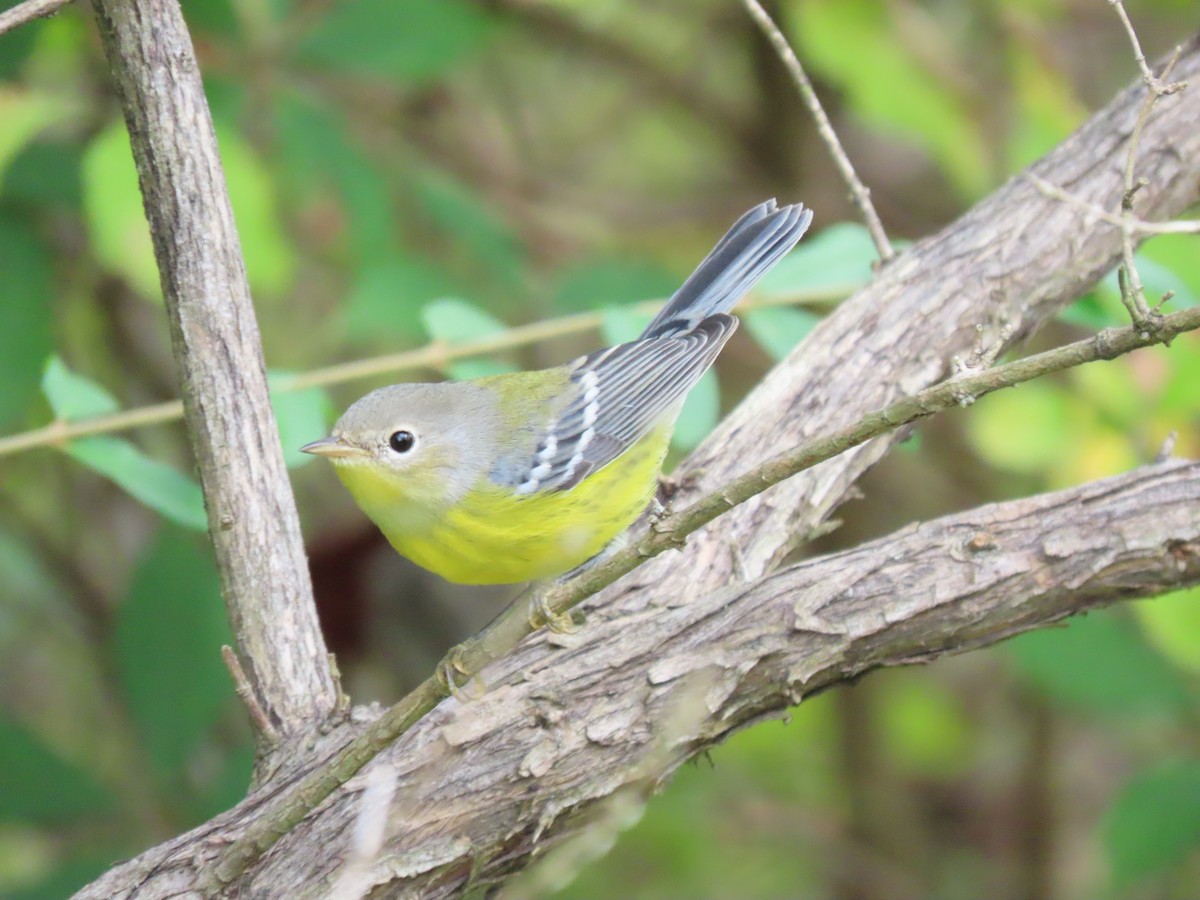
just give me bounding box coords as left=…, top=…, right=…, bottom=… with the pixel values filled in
left=90, top=0, right=338, bottom=733
left=77, top=462, right=1200, bottom=899
left=74, top=15, right=1200, bottom=900
left=634, top=32, right=1200, bottom=597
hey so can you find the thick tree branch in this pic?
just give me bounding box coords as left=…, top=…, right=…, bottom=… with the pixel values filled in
left=76, top=460, right=1200, bottom=898
left=631, top=33, right=1200, bottom=602
left=89, top=0, right=338, bottom=736
left=214, top=302, right=1200, bottom=885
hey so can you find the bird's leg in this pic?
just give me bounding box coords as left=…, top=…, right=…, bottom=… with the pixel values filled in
left=434, top=642, right=482, bottom=701
left=527, top=582, right=581, bottom=634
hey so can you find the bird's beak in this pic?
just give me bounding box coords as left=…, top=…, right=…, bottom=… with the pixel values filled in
left=299, top=436, right=366, bottom=459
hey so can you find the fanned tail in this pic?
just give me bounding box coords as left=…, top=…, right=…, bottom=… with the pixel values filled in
left=640, top=200, right=814, bottom=340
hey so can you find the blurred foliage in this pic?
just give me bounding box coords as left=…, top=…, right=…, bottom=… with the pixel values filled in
left=0, top=0, right=1197, bottom=897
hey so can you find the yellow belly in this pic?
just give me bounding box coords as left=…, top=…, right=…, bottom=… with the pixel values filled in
left=368, top=428, right=670, bottom=585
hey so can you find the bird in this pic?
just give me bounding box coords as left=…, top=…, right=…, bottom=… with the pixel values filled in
left=302, top=200, right=813, bottom=593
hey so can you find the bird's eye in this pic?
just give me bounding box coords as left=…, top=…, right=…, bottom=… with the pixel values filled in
left=388, top=430, right=416, bottom=454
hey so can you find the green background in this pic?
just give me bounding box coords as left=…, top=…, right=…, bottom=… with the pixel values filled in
left=0, top=0, right=1198, bottom=897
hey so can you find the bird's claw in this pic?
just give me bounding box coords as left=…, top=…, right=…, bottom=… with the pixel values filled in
left=528, top=591, right=581, bottom=634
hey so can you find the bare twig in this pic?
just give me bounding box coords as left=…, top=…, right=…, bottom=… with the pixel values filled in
left=1108, top=0, right=1188, bottom=96
left=0, top=0, right=71, bottom=36
left=1111, top=7, right=1188, bottom=327
left=741, top=0, right=895, bottom=263
left=212, top=303, right=1200, bottom=885
left=1026, top=174, right=1200, bottom=236
left=222, top=645, right=279, bottom=745
left=0, top=289, right=844, bottom=460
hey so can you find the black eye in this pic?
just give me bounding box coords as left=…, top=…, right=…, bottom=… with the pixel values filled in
left=388, top=430, right=416, bottom=454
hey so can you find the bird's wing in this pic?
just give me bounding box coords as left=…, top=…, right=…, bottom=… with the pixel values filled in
left=507, top=314, right=737, bottom=495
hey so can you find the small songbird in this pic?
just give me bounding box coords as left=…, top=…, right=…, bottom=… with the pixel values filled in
left=302, top=200, right=813, bottom=587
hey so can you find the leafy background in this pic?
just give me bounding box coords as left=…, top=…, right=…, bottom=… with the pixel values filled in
left=0, top=0, right=1198, bottom=897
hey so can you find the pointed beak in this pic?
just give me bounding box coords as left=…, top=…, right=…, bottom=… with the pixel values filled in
left=299, top=435, right=366, bottom=459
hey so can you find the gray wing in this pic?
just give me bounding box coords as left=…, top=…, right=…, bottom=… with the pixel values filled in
left=509, top=315, right=737, bottom=495
left=503, top=200, right=812, bottom=495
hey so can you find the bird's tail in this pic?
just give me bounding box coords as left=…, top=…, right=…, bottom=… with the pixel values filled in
left=641, top=200, right=813, bottom=340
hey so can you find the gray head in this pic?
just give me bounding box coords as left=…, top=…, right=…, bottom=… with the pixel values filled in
left=301, top=381, right=502, bottom=507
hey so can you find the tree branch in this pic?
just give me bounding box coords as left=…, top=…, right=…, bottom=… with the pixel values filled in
left=89, top=0, right=338, bottom=737
left=0, top=289, right=840, bottom=458
left=76, top=460, right=1200, bottom=898
left=0, top=0, right=71, bottom=37
left=741, top=0, right=895, bottom=262
left=635, top=32, right=1199, bottom=601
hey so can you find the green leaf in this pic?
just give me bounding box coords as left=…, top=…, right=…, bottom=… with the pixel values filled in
left=41, top=356, right=118, bottom=419
left=672, top=368, right=719, bottom=452
left=1134, top=586, right=1200, bottom=674
left=414, top=173, right=525, bottom=288
left=757, top=222, right=876, bottom=296
left=274, top=93, right=397, bottom=265
left=1105, top=759, right=1200, bottom=886
left=421, top=298, right=516, bottom=379
left=268, top=372, right=332, bottom=469
left=3, top=140, right=84, bottom=208
left=213, top=120, right=296, bottom=297
left=297, top=0, right=493, bottom=84
left=67, top=437, right=207, bottom=532
left=1009, top=611, right=1192, bottom=717
left=553, top=259, right=679, bottom=314
left=114, top=531, right=232, bottom=773
left=81, top=121, right=160, bottom=299
left=1098, top=253, right=1199, bottom=311
left=182, top=0, right=240, bottom=37
left=1141, top=233, right=1200, bottom=303
left=0, top=218, right=54, bottom=427
left=1005, top=46, right=1086, bottom=170
left=600, top=306, right=653, bottom=345
left=965, top=380, right=1072, bottom=474
left=8, top=853, right=116, bottom=900
left=743, top=307, right=820, bottom=360
left=344, top=260, right=456, bottom=339
left=790, top=0, right=989, bottom=196
left=0, top=718, right=113, bottom=823
left=82, top=118, right=295, bottom=299
left=0, top=87, right=71, bottom=194
left=1057, top=290, right=1125, bottom=330
left=878, top=671, right=973, bottom=777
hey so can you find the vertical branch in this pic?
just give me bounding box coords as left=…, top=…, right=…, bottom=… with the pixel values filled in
left=90, top=0, right=338, bottom=737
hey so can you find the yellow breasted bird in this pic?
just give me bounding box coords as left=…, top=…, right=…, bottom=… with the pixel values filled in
left=302, top=200, right=813, bottom=586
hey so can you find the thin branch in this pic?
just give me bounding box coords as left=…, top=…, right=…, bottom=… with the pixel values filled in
left=90, top=0, right=338, bottom=735
left=740, top=0, right=895, bottom=263
left=0, top=288, right=844, bottom=460
left=1111, top=4, right=1188, bottom=327
left=222, top=645, right=279, bottom=744
left=1108, top=0, right=1189, bottom=96
left=1026, top=174, right=1200, bottom=235
left=0, top=0, right=71, bottom=36
left=211, top=304, right=1200, bottom=886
